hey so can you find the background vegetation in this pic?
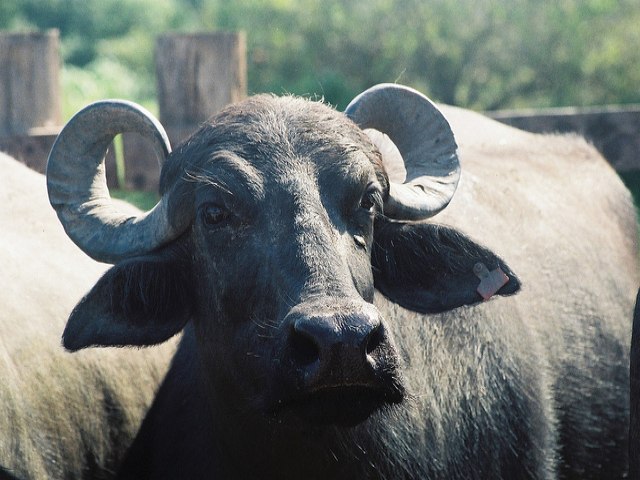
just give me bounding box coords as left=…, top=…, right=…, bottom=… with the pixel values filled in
left=2, top=0, right=640, bottom=119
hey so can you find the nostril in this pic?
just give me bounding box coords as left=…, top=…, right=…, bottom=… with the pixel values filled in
left=290, top=329, right=320, bottom=366
left=365, top=323, right=384, bottom=355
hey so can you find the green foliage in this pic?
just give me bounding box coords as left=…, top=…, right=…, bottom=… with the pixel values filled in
left=196, top=0, right=640, bottom=110
left=2, top=0, right=640, bottom=115
left=62, top=60, right=157, bottom=119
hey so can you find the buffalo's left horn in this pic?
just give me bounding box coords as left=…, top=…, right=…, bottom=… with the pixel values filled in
left=47, top=100, right=188, bottom=264
left=345, top=83, right=460, bottom=221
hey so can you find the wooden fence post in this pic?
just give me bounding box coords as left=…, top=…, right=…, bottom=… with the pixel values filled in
left=0, top=30, right=60, bottom=135
left=120, top=32, right=247, bottom=191
left=155, top=32, right=247, bottom=133
left=0, top=30, right=62, bottom=173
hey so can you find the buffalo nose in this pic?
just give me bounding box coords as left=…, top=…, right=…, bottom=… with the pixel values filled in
left=288, top=306, right=386, bottom=385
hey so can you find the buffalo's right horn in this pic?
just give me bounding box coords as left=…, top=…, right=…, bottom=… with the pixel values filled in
left=345, top=84, right=460, bottom=221
left=47, top=100, right=189, bottom=264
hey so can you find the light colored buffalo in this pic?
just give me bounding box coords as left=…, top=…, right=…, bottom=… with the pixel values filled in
left=0, top=153, right=175, bottom=479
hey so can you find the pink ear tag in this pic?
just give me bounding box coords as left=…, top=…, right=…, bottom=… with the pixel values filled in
left=473, top=263, right=509, bottom=300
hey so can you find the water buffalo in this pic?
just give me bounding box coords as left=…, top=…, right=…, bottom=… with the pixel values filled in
left=47, top=84, right=638, bottom=479
left=0, top=153, right=175, bottom=479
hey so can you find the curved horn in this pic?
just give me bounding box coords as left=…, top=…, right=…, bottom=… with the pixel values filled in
left=345, top=83, right=460, bottom=221
left=47, top=100, right=188, bottom=264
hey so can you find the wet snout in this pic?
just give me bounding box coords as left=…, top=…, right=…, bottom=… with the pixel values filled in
left=285, top=302, right=391, bottom=390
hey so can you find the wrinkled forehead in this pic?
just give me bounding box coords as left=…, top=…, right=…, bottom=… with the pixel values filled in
left=187, top=95, right=383, bottom=185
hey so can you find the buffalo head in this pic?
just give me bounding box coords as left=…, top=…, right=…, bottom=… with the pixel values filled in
left=47, top=84, right=519, bottom=428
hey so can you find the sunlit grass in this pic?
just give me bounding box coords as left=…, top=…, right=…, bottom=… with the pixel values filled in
left=111, top=189, right=159, bottom=211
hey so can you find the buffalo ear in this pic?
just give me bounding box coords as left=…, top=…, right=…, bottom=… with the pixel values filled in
left=63, top=253, right=192, bottom=351
left=372, top=218, right=520, bottom=314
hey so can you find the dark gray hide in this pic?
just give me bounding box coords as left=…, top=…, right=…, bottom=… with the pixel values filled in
left=630, top=289, right=640, bottom=480
left=0, top=153, right=175, bottom=479
left=48, top=85, right=639, bottom=480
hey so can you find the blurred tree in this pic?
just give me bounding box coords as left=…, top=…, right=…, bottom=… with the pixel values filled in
left=195, top=0, right=640, bottom=109
left=2, top=0, right=639, bottom=115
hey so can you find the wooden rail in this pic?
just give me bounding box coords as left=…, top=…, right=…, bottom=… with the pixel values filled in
left=489, top=105, right=640, bottom=173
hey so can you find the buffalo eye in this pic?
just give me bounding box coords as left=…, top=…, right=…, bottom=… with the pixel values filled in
left=199, top=203, right=230, bottom=227
left=359, top=186, right=382, bottom=214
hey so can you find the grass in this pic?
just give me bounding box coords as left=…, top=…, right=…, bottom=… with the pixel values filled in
left=111, top=189, right=159, bottom=211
